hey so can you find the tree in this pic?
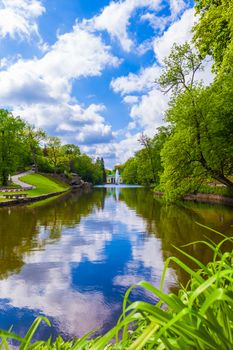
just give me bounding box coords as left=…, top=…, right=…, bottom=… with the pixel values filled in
left=138, top=133, right=157, bottom=183
left=100, top=158, right=107, bottom=183
left=121, top=128, right=170, bottom=186
left=62, top=144, right=80, bottom=173
left=157, top=43, right=233, bottom=199
left=46, top=136, right=64, bottom=174
left=73, top=154, right=103, bottom=184
left=0, top=110, right=27, bottom=186
left=122, top=158, right=138, bottom=184
left=157, top=42, right=203, bottom=96
left=193, top=0, right=233, bottom=74
left=24, top=124, right=46, bottom=172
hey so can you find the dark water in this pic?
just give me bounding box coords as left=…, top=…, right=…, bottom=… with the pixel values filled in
left=0, top=187, right=233, bottom=341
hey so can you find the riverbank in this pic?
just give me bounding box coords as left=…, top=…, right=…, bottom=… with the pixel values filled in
left=0, top=173, right=71, bottom=207
left=154, top=191, right=233, bottom=206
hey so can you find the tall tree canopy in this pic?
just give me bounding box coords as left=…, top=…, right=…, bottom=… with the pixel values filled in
left=121, top=127, right=170, bottom=185
left=0, top=110, right=27, bottom=186
left=158, top=44, right=233, bottom=200
left=193, top=0, right=233, bottom=73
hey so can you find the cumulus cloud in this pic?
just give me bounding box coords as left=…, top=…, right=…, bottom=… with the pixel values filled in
left=111, top=64, right=168, bottom=133
left=92, top=0, right=162, bottom=51
left=0, top=23, right=119, bottom=145
left=0, top=24, right=119, bottom=104
left=140, top=13, right=169, bottom=33
left=75, top=123, right=113, bottom=145
left=82, top=132, right=142, bottom=166
left=13, top=102, right=114, bottom=145
left=153, top=8, right=195, bottom=64
left=130, top=89, right=168, bottom=131
left=141, top=0, right=189, bottom=38
left=111, top=64, right=161, bottom=95
left=117, top=87, right=168, bottom=137
left=0, top=0, right=45, bottom=40
left=169, top=0, right=187, bottom=17
left=123, top=95, right=139, bottom=104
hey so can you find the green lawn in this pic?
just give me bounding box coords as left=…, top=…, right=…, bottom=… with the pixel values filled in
left=0, top=174, right=70, bottom=199
left=20, top=174, right=70, bottom=196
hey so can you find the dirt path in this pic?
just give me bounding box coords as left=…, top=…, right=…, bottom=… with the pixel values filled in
left=11, top=170, right=36, bottom=189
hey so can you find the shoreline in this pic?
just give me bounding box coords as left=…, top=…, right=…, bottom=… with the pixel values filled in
left=154, top=191, right=233, bottom=206
left=0, top=189, right=70, bottom=207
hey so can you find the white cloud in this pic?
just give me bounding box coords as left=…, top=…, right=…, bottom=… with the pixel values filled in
left=0, top=23, right=119, bottom=145
left=92, top=0, right=162, bottom=51
left=75, top=123, right=113, bottom=145
left=0, top=0, right=45, bottom=39
left=82, top=132, right=142, bottom=166
left=130, top=89, right=168, bottom=131
left=13, top=102, right=114, bottom=145
left=140, top=12, right=169, bottom=32
left=111, top=64, right=168, bottom=134
left=153, top=8, right=195, bottom=64
left=169, top=0, right=187, bottom=17
left=114, top=132, right=142, bottom=164
left=0, top=24, right=119, bottom=104
left=111, top=64, right=161, bottom=95
left=123, top=95, right=139, bottom=104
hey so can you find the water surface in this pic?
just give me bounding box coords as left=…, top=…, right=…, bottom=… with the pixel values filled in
left=0, top=187, right=232, bottom=340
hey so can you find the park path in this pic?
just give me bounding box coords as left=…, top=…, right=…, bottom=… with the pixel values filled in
left=11, top=170, right=36, bottom=189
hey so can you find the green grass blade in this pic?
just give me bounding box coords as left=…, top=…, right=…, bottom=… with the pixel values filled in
left=19, top=316, right=51, bottom=350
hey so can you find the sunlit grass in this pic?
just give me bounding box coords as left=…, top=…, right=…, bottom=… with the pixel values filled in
left=0, top=174, right=70, bottom=198
left=0, top=226, right=232, bottom=349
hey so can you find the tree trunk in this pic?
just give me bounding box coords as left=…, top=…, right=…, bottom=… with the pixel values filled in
left=2, top=169, right=8, bottom=186
left=213, top=175, right=233, bottom=191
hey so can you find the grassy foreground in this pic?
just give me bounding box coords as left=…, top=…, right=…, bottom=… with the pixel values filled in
left=0, top=226, right=232, bottom=349
left=0, top=174, right=70, bottom=198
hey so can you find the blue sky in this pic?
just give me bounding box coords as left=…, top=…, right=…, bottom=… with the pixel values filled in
left=0, top=0, right=208, bottom=168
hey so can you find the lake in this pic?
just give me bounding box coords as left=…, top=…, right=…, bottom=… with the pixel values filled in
left=0, top=186, right=233, bottom=341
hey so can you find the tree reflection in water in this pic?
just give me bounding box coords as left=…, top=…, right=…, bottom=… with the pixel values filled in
left=0, top=187, right=232, bottom=340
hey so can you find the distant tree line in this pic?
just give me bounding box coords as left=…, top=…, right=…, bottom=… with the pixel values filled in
left=121, top=0, right=233, bottom=200
left=0, top=110, right=106, bottom=186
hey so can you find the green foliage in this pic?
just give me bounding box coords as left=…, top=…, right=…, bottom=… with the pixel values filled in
left=122, top=128, right=170, bottom=186
left=0, top=108, right=106, bottom=186
left=37, top=155, right=54, bottom=173
left=24, top=125, right=46, bottom=172
left=100, top=157, right=107, bottom=183
left=46, top=137, right=65, bottom=174
left=153, top=42, right=233, bottom=200
left=0, top=110, right=28, bottom=186
left=161, top=72, right=233, bottom=200
left=193, top=0, right=233, bottom=74
left=122, top=157, right=138, bottom=184
left=73, top=154, right=104, bottom=185
left=62, top=144, right=81, bottom=173
left=109, top=231, right=233, bottom=349
left=0, top=233, right=232, bottom=349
